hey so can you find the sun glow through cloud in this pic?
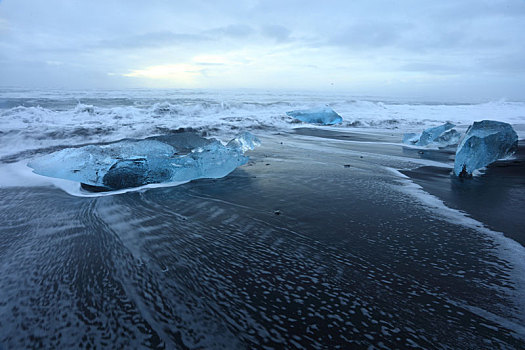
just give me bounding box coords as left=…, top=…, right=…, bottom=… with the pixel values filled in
left=123, top=64, right=203, bottom=86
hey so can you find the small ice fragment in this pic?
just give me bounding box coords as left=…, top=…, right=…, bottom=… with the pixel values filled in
left=416, top=122, right=455, bottom=146
left=453, top=120, right=518, bottom=177
left=226, top=131, right=261, bottom=152
left=286, top=107, right=343, bottom=125
left=403, top=122, right=459, bottom=147
left=433, top=129, right=461, bottom=147
left=402, top=133, right=419, bottom=145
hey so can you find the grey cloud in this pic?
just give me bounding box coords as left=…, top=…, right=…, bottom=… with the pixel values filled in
left=194, top=62, right=226, bottom=66
left=203, top=24, right=255, bottom=38
left=399, top=62, right=463, bottom=74
left=323, top=17, right=513, bottom=54
left=95, top=23, right=293, bottom=51
left=431, top=0, right=525, bottom=21
left=328, top=21, right=411, bottom=49
left=261, top=25, right=292, bottom=42
left=479, top=53, right=525, bottom=73
left=97, top=25, right=259, bottom=50
left=97, top=31, right=210, bottom=49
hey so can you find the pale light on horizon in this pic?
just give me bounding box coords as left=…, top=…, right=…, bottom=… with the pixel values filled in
left=123, top=64, right=203, bottom=87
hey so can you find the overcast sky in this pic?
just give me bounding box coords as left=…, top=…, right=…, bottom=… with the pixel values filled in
left=1, top=0, right=524, bottom=99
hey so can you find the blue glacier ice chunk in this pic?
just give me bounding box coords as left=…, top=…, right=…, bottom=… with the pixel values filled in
left=28, top=140, right=176, bottom=187
left=227, top=131, right=261, bottom=152
left=403, top=122, right=459, bottom=147
left=416, top=122, right=455, bottom=146
left=28, top=132, right=260, bottom=191
left=453, top=120, right=518, bottom=177
left=433, top=129, right=461, bottom=147
left=402, top=133, right=419, bottom=144
left=286, top=107, right=343, bottom=125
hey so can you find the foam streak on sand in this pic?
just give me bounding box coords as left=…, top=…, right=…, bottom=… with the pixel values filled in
left=387, top=167, right=525, bottom=325
left=286, top=135, right=453, bottom=168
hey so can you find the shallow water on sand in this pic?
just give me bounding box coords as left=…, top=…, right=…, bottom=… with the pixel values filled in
left=1, top=133, right=525, bottom=349
left=402, top=141, right=525, bottom=247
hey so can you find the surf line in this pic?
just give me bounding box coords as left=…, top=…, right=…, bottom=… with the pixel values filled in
left=386, top=166, right=525, bottom=326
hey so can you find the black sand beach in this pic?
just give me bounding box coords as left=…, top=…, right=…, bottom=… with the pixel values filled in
left=1, top=128, right=524, bottom=348
left=401, top=140, right=525, bottom=247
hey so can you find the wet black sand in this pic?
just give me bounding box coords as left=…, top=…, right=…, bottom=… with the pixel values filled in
left=401, top=140, right=525, bottom=246
left=1, top=129, right=524, bottom=349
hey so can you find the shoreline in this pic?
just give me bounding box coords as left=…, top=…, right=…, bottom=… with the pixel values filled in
left=400, top=140, right=525, bottom=247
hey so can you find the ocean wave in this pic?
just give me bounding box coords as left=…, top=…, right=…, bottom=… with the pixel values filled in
left=1, top=91, right=525, bottom=164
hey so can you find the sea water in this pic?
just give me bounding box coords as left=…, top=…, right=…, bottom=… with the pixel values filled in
left=1, top=88, right=525, bottom=164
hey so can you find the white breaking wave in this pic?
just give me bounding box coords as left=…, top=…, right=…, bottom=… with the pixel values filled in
left=1, top=89, right=525, bottom=163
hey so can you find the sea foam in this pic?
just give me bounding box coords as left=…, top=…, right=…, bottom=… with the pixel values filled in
left=1, top=89, right=524, bottom=164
